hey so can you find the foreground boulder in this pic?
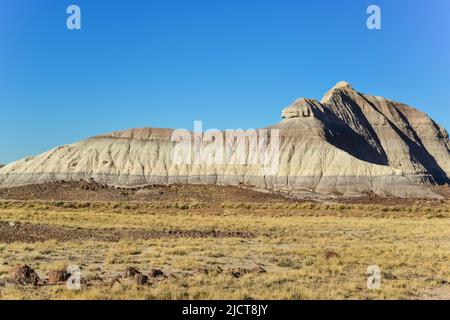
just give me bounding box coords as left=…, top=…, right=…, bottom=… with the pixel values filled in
left=47, top=269, right=70, bottom=285
left=9, top=265, right=41, bottom=286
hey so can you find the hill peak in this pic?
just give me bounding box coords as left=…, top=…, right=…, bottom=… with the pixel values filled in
left=332, top=81, right=353, bottom=90
left=320, top=81, right=357, bottom=104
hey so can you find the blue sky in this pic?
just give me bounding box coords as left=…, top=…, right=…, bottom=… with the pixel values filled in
left=0, top=0, right=449, bottom=163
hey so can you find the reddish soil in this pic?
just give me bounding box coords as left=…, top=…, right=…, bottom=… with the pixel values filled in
left=0, top=181, right=294, bottom=203
left=335, top=195, right=446, bottom=206
left=0, top=181, right=447, bottom=205
left=0, top=221, right=253, bottom=243
left=430, top=185, right=450, bottom=199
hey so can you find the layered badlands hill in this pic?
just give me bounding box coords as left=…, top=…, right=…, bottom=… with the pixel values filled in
left=1, top=82, right=449, bottom=198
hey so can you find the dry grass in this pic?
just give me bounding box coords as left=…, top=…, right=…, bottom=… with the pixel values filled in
left=0, top=200, right=449, bottom=300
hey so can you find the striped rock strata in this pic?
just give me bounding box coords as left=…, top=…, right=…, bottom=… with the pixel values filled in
left=1, top=82, right=448, bottom=198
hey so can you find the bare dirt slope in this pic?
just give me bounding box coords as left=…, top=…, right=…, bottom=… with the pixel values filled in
left=0, top=181, right=448, bottom=205
left=0, top=221, right=252, bottom=243
left=0, top=181, right=295, bottom=203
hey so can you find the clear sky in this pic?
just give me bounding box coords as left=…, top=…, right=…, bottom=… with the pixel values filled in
left=0, top=0, right=449, bottom=163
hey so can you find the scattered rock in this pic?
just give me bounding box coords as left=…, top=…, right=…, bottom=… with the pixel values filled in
left=230, top=268, right=245, bottom=278
left=324, top=251, right=341, bottom=260
left=230, top=268, right=252, bottom=278
left=197, top=267, right=209, bottom=275
left=250, top=266, right=267, bottom=273
left=383, top=272, right=398, bottom=280
left=196, top=266, right=223, bottom=275
left=214, top=266, right=224, bottom=274
left=124, top=266, right=142, bottom=278
left=47, top=269, right=70, bottom=285
left=109, top=276, right=122, bottom=288
left=149, top=268, right=165, bottom=278
left=229, top=266, right=266, bottom=278
left=135, top=274, right=149, bottom=285
left=88, top=275, right=103, bottom=282
left=114, top=267, right=149, bottom=286
left=9, top=265, right=41, bottom=286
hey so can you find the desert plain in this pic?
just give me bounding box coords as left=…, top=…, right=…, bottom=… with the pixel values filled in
left=0, top=181, right=449, bottom=300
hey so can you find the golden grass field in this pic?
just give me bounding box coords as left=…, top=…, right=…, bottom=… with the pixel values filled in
left=0, top=194, right=449, bottom=300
